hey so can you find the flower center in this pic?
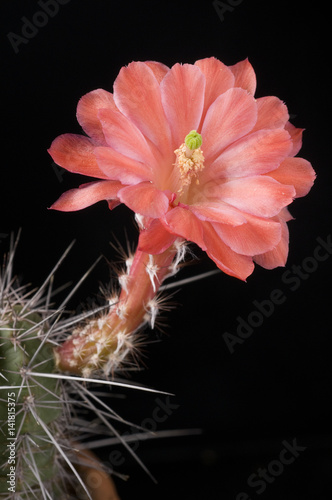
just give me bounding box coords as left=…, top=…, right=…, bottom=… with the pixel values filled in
left=174, top=130, right=205, bottom=196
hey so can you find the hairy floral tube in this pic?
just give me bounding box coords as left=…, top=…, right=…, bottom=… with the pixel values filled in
left=55, top=238, right=185, bottom=376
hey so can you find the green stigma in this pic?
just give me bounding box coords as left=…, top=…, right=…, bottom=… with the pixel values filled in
left=185, top=130, right=202, bottom=150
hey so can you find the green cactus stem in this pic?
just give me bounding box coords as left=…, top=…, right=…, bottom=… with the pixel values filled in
left=0, top=307, right=62, bottom=496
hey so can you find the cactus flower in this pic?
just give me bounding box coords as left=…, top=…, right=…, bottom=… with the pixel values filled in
left=49, top=57, right=315, bottom=281
left=49, top=57, right=315, bottom=375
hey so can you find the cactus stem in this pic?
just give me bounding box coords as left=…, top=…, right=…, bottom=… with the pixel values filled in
left=28, top=403, right=94, bottom=500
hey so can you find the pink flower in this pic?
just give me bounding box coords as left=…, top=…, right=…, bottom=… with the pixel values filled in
left=48, top=57, right=315, bottom=280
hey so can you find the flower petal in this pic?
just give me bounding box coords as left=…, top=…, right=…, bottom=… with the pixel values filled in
left=229, top=58, right=257, bottom=95
left=201, top=87, right=257, bottom=163
left=285, top=122, right=304, bottom=156
left=208, top=128, right=292, bottom=179
left=76, top=89, right=117, bottom=144
left=50, top=180, right=122, bottom=211
left=160, top=63, right=205, bottom=147
left=163, top=206, right=206, bottom=250
left=113, top=61, right=172, bottom=157
left=186, top=201, right=247, bottom=225
left=212, top=214, right=282, bottom=256
left=202, top=223, right=255, bottom=280
left=94, top=146, right=152, bottom=184
left=278, top=207, right=293, bottom=222
left=144, top=61, right=170, bottom=83
left=266, top=157, right=316, bottom=198
left=252, top=96, right=289, bottom=132
left=97, top=108, right=159, bottom=169
left=194, top=57, right=235, bottom=121
left=254, top=218, right=289, bottom=268
left=138, top=219, right=177, bottom=254
left=48, top=134, right=108, bottom=179
left=118, top=182, right=170, bottom=218
left=213, top=176, right=295, bottom=218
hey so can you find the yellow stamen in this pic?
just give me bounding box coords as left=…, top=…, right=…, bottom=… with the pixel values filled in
left=174, top=142, right=205, bottom=194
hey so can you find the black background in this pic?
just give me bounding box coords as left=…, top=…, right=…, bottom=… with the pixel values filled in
left=1, top=1, right=331, bottom=498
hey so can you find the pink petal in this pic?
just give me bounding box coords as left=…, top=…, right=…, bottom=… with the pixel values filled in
left=254, top=218, right=289, bottom=268
left=202, top=223, right=255, bottom=280
left=144, top=61, right=170, bottom=83
left=113, top=62, right=172, bottom=157
left=194, top=57, right=235, bottom=121
left=118, top=182, right=170, bottom=218
left=163, top=206, right=206, bottom=250
left=186, top=201, right=247, bottom=226
left=266, top=157, right=316, bottom=198
left=50, top=180, right=122, bottom=211
left=285, top=122, right=304, bottom=156
left=212, top=214, right=282, bottom=256
left=48, top=134, right=109, bottom=179
left=252, top=96, right=289, bottom=132
left=208, top=128, right=292, bottom=179
left=229, top=58, right=257, bottom=95
left=201, top=87, right=257, bottom=164
left=97, top=108, right=158, bottom=168
left=138, top=219, right=177, bottom=254
left=278, top=207, right=293, bottom=222
left=76, top=89, right=117, bottom=145
left=94, top=146, right=152, bottom=184
left=160, top=63, right=205, bottom=147
left=213, top=176, right=295, bottom=218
